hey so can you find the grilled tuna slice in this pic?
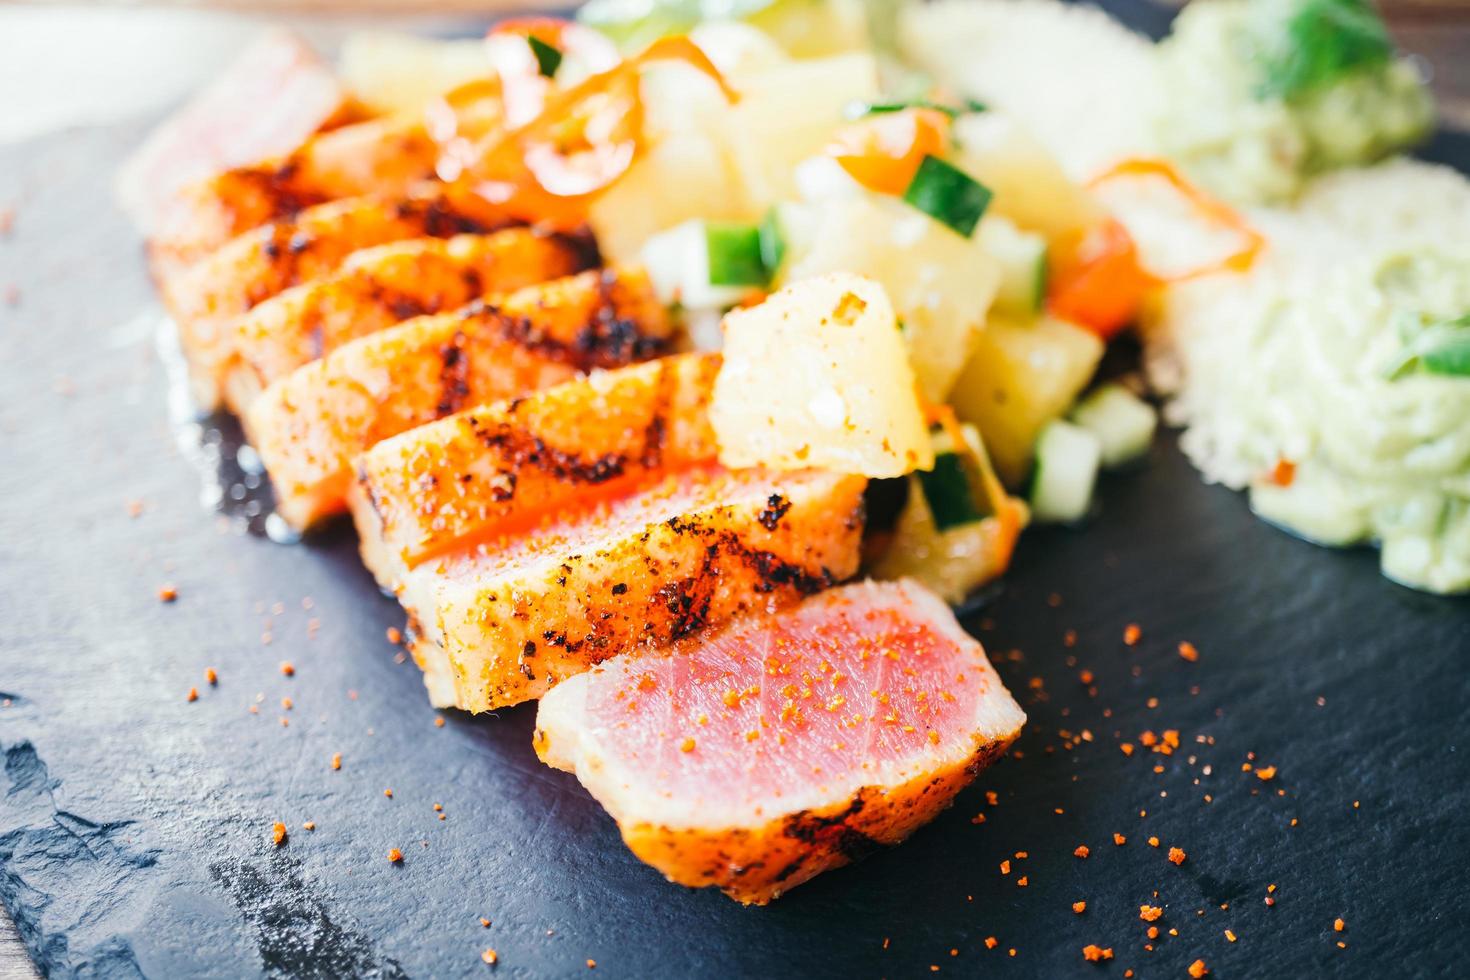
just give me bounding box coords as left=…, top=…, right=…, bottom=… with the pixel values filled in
left=349, top=353, right=722, bottom=588
left=248, top=267, right=673, bottom=530
left=401, top=466, right=866, bottom=711
left=221, top=230, right=589, bottom=413
left=148, top=93, right=506, bottom=278
left=117, top=30, right=352, bottom=236
left=163, top=184, right=518, bottom=408
left=534, top=578, right=1025, bottom=904
left=151, top=116, right=455, bottom=277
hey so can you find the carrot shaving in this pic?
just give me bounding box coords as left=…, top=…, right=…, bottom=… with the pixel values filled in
left=827, top=108, right=951, bottom=196
left=1049, top=158, right=1264, bottom=338
left=1088, top=157, right=1266, bottom=282
left=451, top=35, right=736, bottom=230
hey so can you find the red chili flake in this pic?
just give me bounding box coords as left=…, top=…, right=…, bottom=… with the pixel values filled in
left=1073, top=901, right=1087, bottom=914
left=1168, top=847, right=1187, bottom=865
left=1265, top=897, right=1276, bottom=907
left=279, top=661, right=295, bottom=677
left=331, top=752, right=342, bottom=770
left=1000, top=860, right=1011, bottom=875
left=186, top=687, right=199, bottom=702
left=1255, top=765, right=1277, bottom=781
left=1016, top=876, right=1029, bottom=888
left=271, top=822, right=287, bottom=846
left=971, top=813, right=987, bottom=824
left=434, top=717, right=446, bottom=728
left=984, top=937, right=998, bottom=950
left=1074, top=845, right=1090, bottom=859
left=1123, top=624, right=1141, bottom=646
left=586, top=960, right=596, bottom=969
left=388, top=848, right=404, bottom=863
left=1225, top=930, right=1237, bottom=942
left=386, top=627, right=403, bottom=645
left=158, top=584, right=179, bottom=603
left=1140, top=905, right=1163, bottom=922
left=1148, top=836, right=1160, bottom=848
left=1081, top=945, right=1113, bottom=962
left=1114, top=833, right=1128, bottom=846
left=1269, top=459, right=1296, bottom=487
left=482, top=949, right=498, bottom=964
left=205, top=667, right=218, bottom=685
left=1334, top=918, right=1345, bottom=933
left=1178, top=641, right=1199, bottom=662
left=1188, top=959, right=1209, bottom=978
left=480, top=918, right=491, bottom=928
left=1079, top=669, right=1095, bottom=685
left=1120, top=742, right=1135, bottom=756
left=1147, top=926, right=1159, bottom=940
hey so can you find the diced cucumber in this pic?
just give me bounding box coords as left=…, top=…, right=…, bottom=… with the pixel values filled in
left=706, top=222, right=768, bottom=287
left=902, top=154, right=992, bottom=238
left=917, top=452, right=985, bottom=530
left=949, top=314, right=1105, bottom=486
left=1070, top=384, right=1157, bottom=468
left=638, top=219, right=761, bottom=311
left=978, top=217, right=1048, bottom=316
left=758, top=208, right=787, bottom=281
left=915, top=423, right=1001, bottom=530
left=1029, top=420, right=1101, bottom=523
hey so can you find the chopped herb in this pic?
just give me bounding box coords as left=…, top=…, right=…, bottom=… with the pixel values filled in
left=1385, top=313, right=1470, bottom=379
left=527, top=35, right=564, bottom=78
left=849, top=96, right=987, bottom=119
left=902, top=155, right=991, bottom=237
left=1254, top=0, right=1394, bottom=100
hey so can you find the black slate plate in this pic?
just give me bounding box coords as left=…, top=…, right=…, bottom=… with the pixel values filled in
left=3, top=16, right=1470, bottom=980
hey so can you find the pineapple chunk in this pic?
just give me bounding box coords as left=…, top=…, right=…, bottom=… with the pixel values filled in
left=588, top=64, right=749, bottom=262
left=338, top=33, right=490, bottom=115
left=869, top=477, right=1024, bottom=605
left=951, top=113, right=1102, bottom=244
left=726, top=52, right=880, bottom=211
left=782, top=195, right=1001, bottom=402
left=712, top=274, right=933, bottom=478
left=949, top=314, right=1104, bottom=486
left=746, top=0, right=870, bottom=58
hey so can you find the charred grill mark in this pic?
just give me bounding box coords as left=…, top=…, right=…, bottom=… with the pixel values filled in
left=436, top=331, right=472, bottom=418
left=459, top=266, right=484, bottom=298
left=465, top=415, right=630, bottom=497
left=223, top=161, right=325, bottom=226
left=757, top=494, right=792, bottom=532
left=638, top=360, right=676, bottom=469
left=458, top=298, right=673, bottom=375
left=553, top=227, right=602, bottom=271
left=655, top=544, right=720, bottom=641
left=776, top=792, right=885, bottom=881
left=388, top=293, right=429, bottom=321
left=398, top=195, right=501, bottom=238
